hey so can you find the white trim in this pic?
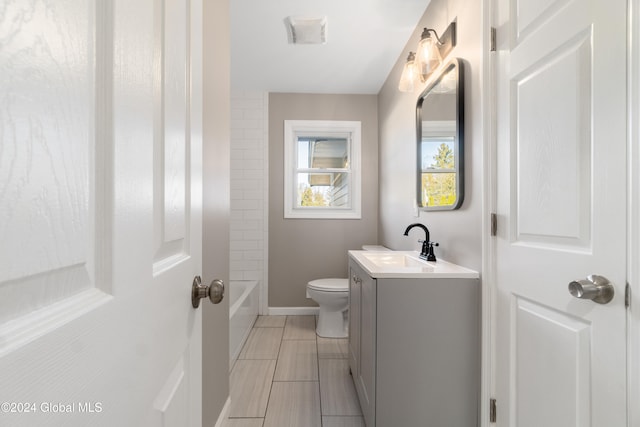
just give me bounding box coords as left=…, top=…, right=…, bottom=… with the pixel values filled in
left=421, top=120, right=456, bottom=137
left=628, top=0, right=640, bottom=426
left=262, top=92, right=270, bottom=316
left=0, top=289, right=111, bottom=358
left=213, top=397, right=231, bottom=427
left=283, top=120, right=362, bottom=219
left=482, top=0, right=496, bottom=425
left=268, top=306, right=320, bottom=316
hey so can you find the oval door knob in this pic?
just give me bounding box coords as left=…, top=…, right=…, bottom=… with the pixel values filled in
left=191, top=275, right=225, bottom=308
left=568, top=275, right=614, bottom=304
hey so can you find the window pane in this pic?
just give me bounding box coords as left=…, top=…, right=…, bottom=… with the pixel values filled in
left=297, top=137, right=349, bottom=169
left=421, top=136, right=455, bottom=171
left=421, top=172, right=457, bottom=207
left=296, top=172, right=350, bottom=208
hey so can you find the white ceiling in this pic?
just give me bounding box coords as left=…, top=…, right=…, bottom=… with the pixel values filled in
left=230, top=0, right=430, bottom=95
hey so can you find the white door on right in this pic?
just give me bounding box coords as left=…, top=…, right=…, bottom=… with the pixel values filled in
left=494, top=0, right=627, bottom=425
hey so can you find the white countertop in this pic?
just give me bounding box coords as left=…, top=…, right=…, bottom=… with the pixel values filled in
left=349, top=250, right=479, bottom=279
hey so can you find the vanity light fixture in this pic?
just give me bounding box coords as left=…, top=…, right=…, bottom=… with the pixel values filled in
left=398, top=52, right=417, bottom=92
left=399, top=19, right=457, bottom=91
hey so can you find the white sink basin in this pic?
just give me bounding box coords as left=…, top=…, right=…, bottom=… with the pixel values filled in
left=360, top=252, right=434, bottom=272
left=349, top=250, right=479, bottom=279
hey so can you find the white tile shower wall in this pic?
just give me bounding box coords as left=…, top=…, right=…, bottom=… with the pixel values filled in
left=230, top=91, right=269, bottom=306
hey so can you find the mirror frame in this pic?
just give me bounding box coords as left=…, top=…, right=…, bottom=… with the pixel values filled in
left=416, top=57, right=465, bottom=211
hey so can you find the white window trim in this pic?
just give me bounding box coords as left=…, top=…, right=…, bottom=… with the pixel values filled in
left=284, top=120, right=362, bottom=219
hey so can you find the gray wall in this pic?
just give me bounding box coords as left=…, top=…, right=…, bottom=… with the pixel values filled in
left=203, top=0, right=230, bottom=424
left=269, top=93, right=379, bottom=307
left=378, top=0, right=483, bottom=271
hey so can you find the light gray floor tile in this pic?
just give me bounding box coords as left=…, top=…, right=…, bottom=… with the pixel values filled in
left=254, top=315, right=287, bottom=328
left=229, top=360, right=276, bottom=418
left=283, top=315, right=317, bottom=340
left=239, top=327, right=283, bottom=359
left=229, top=316, right=361, bottom=426
left=222, top=418, right=264, bottom=427
left=319, top=359, right=362, bottom=416
left=321, top=416, right=366, bottom=427
left=317, top=337, right=348, bottom=359
left=274, top=340, right=319, bottom=381
left=263, top=382, right=322, bottom=427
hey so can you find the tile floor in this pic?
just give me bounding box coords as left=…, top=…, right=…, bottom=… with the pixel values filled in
left=222, top=315, right=364, bottom=427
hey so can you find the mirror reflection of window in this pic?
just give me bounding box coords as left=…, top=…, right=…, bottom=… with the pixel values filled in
left=421, top=134, right=456, bottom=207
left=416, top=58, right=464, bottom=210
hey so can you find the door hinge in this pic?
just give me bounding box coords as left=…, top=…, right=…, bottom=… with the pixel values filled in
left=491, top=213, right=497, bottom=236
left=490, top=398, right=497, bottom=423
left=626, top=282, right=631, bottom=309
left=490, top=27, right=497, bottom=52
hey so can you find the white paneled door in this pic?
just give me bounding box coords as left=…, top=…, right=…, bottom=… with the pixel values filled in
left=494, top=0, right=627, bottom=425
left=0, top=0, right=204, bottom=426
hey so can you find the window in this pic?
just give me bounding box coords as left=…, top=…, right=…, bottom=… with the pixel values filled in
left=284, top=120, right=361, bottom=219
left=419, top=120, right=457, bottom=208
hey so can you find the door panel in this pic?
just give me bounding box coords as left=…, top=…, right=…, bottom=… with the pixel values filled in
left=0, top=0, right=204, bottom=425
left=348, top=267, right=361, bottom=378
left=495, top=0, right=627, bottom=424
left=153, top=356, right=189, bottom=426
left=513, top=297, right=591, bottom=427
left=513, top=34, right=591, bottom=248
left=359, top=273, right=376, bottom=427
left=154, top=0, right=191, bottom=271
left=0, top=0, right=109, bottom=341
left=514, top=0, right=571, bottom=43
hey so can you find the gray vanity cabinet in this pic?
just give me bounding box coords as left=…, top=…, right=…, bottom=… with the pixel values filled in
left=348, top=264, right=361, bottom=379
left=349, top=261, right=376, bottom=427
left=348, top=257, right=480, bottom=427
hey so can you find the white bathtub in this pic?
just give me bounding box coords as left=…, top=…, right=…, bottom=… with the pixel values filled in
left=229, top=280, right=259, bottom=370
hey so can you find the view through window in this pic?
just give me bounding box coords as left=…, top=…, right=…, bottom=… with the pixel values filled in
left=284, top=121, right=361, bottom=219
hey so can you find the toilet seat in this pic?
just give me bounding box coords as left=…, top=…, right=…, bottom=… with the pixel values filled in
left=307, top=278, right=348, bottom=292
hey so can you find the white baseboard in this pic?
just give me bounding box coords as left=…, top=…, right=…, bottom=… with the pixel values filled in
left=268, top=307, right=320, bottom=316
left=213, top=397, right=231, bottom=427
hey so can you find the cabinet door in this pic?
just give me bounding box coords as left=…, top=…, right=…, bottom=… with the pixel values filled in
left=359, top=271, right=376, bottom=427
left=348, top=265, right=361, bottom=377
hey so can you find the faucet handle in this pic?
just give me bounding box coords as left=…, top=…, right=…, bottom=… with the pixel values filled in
left=426, top=242, right=439, bottom=262
left=417, top=240, right=430, bottom=260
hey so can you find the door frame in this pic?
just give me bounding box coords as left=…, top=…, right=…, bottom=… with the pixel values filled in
left=481, top=0, right=496, bottom=425
left=628, top=1, right=640, bottom=426
left=483, top=0, right=638, bottom=426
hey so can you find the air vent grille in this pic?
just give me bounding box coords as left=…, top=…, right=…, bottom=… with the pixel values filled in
left=285, top=16, right=327, bottom=44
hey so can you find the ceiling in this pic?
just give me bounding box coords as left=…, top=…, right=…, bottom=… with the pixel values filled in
left=230, top=0, right=430, bottom=95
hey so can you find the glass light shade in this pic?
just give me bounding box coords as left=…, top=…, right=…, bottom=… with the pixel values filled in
left=398, top=52, right=416, bottom=92
left=432, top=67, right=458, bottom=94
left=415, top=34, right=442, bottom=81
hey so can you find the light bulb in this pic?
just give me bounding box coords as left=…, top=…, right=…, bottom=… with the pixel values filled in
left=415, top=29, right=442, bottom=81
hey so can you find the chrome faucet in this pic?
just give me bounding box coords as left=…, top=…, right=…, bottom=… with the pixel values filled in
left=403, top=223, right=439, bottom=261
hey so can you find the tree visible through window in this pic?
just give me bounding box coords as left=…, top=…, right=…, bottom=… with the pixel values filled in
left=421, top=137, right=456, bottom=207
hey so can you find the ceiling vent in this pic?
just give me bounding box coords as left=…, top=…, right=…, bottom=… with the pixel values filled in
left=285, top=16, right=327, bottom=45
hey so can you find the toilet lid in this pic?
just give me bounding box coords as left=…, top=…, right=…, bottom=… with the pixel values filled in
left=307, top=278, right=349, bottom=292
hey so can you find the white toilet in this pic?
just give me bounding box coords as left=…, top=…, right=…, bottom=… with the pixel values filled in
left=306, top=278, right=349, bottom=338
left=306, top=245, right=390, bottom=338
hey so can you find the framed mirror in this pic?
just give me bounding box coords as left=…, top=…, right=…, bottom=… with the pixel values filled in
left=416, top=58, right=464, bottom=210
